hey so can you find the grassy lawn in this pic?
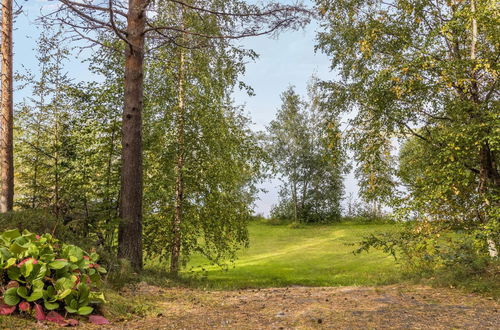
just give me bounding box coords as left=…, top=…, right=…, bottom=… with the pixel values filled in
left=171, top=221, right=400, bottom=289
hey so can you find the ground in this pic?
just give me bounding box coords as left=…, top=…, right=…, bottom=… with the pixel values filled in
left=1, top=222, right=498, bottom=328
left=98, top=283, right=500, bottom=329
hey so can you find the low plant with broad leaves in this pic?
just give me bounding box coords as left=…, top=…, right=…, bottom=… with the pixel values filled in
left=0, top=229, right=109, bottom=325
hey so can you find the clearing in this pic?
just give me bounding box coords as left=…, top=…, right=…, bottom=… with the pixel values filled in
left=1, top=222, right=499, bottom=328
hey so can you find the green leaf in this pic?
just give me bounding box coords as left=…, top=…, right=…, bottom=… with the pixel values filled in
left=43, top=286, right=56, bottom=301
left=64, top=306, right=77, bottom=314
left=2, top=229, right=21, bottom=241
left=7, top=266, right=21, bottom=281
left=77, top=306, right=93, bottom=316
left=55, top=277, right=73, bottom=291
left=21, top=261, right=33, bottom=277
left=44, top=301, right=60, bottom=310
left=49, top=260, right=68, bottom=270
left=89, top=291, right=107, bottom=304
left=33, top=264, right=47, bottom=281
left=17, top=286, right=29, bottom=299
left=4, top=257, right=16, bottom=269
left=0, top=247, right=12, bottom=259
left=27, top=291, right=43, bottom=302
left=32, top=279, right=45, bottom=291
left=69, top=299, right=78, bottom=310
left=9, top=242, right=27, bottom=255
left=77, top=284, right=89, bottom=303
left=57, top=289, right=72, bottom=300
left=63, top=245, right=83, bottom=261
left=97, top=266, right=107, bottom=274
left=3, top=287, right=21, bottom=306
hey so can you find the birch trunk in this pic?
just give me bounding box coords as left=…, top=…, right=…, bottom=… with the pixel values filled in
left=471, top=0, right=500, bottom=257
left=170, top=35, right=186, bottom=275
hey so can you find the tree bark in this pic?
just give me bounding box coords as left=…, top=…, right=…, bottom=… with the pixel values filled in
left=170, top=40, right=186, bottom=275
left=471, top=0, right=500, bottom=257
left=117, top=0, right=147, bottom=271
left=0, top=0, right=14, bottom=212
left=291, top=180, right=298, bottom=223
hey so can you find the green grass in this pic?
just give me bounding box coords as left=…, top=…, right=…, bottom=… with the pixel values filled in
left=164, top=221, right=401, bottom=289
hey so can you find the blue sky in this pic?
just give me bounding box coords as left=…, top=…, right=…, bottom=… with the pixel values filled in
left=13, top=1, right=359, bottom=216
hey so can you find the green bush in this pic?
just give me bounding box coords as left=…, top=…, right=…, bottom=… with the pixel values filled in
left=356, top=222, right=496, bottom=279
left=0, top=210, right=77, bottom=243
left=0, top=210, right=119, bottom=274
left=0, top=228, right=106, bottom=316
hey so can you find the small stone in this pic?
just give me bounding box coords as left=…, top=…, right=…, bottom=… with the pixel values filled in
left=276, top=312, right=285, bottom=317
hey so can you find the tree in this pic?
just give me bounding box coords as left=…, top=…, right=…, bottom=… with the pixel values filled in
left=15, top=28, right=74, bottom=218
left=48, top=0, right=311, bottom=270
left=1, top=0, right=14, bottom=212
left=142, top=2, right=264, bottom=274
left=268, top=86, right=345, bottom=223
left=316, top=0, right=499, bottom=254
left=15, top=31, right=123, bottom=250
left=352, top=125, right=395, bottom=216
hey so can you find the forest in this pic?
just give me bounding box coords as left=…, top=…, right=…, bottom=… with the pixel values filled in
left=0, top=0, right=498, bottom=328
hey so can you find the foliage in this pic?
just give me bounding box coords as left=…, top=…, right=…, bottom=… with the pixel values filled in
left=15, top=28, right=123, bottom=256
left=344, top=193, right=387, bottom=221
left=15, top=5, right=265, bottom=274
left=315, top=0, right=500, bottom=255
left=142, top=3, right=264, bottom=270
left=0, top=210, right=72, bottom=242
left=356, top=221, right=496, bottom=279
left=0, top=229, right=106, bottom=318
left=267, top=86, right=345, bottom=223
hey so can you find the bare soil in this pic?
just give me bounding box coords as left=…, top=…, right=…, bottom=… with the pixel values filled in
left=91, top=284, right=500, bottom=329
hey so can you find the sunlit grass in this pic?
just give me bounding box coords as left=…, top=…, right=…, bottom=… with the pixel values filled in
left=172, top=221, right=401, bottom=289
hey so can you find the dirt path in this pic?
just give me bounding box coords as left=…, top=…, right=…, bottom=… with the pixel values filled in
left=89, top=284, right=500, bottom=329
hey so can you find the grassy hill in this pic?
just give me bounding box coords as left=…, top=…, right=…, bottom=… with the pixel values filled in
left=172, top=221, right=400, bottom=289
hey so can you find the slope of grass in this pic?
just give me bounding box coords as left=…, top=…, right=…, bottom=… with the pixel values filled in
left=169, top=221, right=400, bottom=289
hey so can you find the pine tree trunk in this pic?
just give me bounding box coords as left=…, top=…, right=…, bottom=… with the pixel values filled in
left=170, top=43, right=186, bottom=275
left=117, top=0, right=147, bottom=271
left=0, top=0, right=14, bottom=213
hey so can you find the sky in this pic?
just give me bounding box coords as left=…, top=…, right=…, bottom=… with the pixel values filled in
left=13, top=1, right=359, bottom=216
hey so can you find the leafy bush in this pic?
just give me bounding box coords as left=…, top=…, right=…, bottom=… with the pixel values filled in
left=356, top=222, right=496, bottom=278
left=0, top=210, right=119, bottom=276
left=0, top=210, right=76, bottom=243
left=0, top=228, right=106, bottom=317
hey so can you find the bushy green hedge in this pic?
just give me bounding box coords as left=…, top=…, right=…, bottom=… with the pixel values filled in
left=0, top=228, right=106, bottom=316
left=0, top=210, right=77, bottom=243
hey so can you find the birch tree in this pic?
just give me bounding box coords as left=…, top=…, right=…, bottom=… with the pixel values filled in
left=46, top=0, right=311, bottom=270
left=316, top=0, right=499, bottom=255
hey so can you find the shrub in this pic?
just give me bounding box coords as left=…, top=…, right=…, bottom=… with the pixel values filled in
left=0, top=209, right=80, bottom=245
left=0, top=228, right=106, bottom=317
left=0, top=210, right=119, bottom=275
left=356, top=222, right=496, bottom=278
